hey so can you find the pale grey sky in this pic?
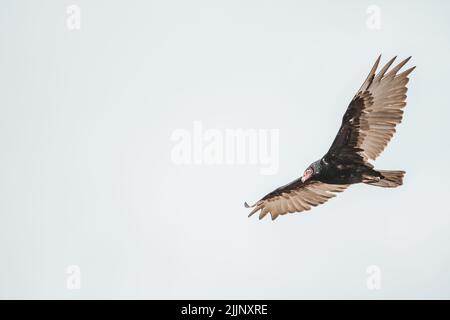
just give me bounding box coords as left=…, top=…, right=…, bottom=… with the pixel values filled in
left=0, top=0, right=449, bottom=299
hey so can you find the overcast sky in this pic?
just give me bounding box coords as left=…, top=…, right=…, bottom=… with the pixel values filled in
left=1, top=0, right=449, bottom=299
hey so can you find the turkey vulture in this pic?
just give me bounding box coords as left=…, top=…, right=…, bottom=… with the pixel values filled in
left=245, top=55, right=415, bottom=220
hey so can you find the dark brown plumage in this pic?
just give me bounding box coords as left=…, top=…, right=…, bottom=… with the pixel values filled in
left=245, top=55, right=415, bottom=220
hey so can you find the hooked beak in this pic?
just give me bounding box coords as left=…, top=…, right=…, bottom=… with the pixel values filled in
left=301, top=170, right=312, bottom=183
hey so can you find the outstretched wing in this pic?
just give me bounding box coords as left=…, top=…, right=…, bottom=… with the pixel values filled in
left=326, top=55, right=415, bottom=162
left=245, top=179, right=349, bottom=220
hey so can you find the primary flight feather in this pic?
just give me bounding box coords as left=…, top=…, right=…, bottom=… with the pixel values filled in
left=245, top=55, right=415, bottom=220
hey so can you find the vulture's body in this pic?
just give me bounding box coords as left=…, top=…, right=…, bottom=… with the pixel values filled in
left=246, top=55, right=415, bottom=220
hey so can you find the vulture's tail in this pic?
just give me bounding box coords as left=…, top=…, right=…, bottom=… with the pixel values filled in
left=364, top=170, right=405, bottom=188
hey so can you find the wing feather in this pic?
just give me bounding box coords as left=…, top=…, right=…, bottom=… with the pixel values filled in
left=246, top=179, right=349, bottom=220
left=327, top=55, right=415, bottom=162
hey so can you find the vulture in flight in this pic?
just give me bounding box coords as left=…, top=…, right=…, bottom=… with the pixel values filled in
left=245, top=55, right=415, bottom=220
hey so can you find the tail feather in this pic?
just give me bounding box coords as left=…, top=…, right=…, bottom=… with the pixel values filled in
left=365, top=170, right=405, bottom=188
